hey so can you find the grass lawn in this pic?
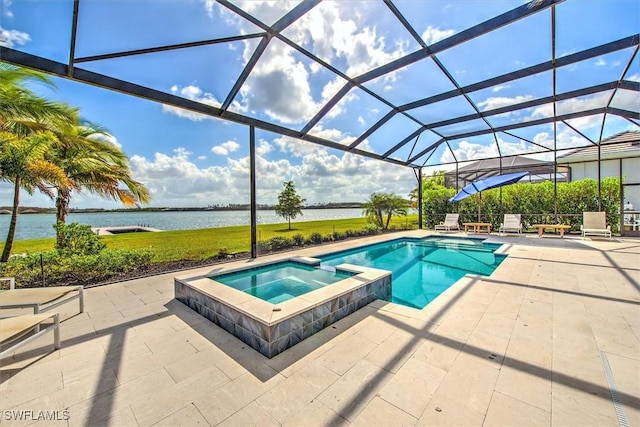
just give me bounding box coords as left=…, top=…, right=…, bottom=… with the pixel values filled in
left=8, top=214, right=419, bottom=263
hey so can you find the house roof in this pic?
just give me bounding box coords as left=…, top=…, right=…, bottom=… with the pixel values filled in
left=557, top=131, right=640, bottom=163
left=443, top=155, right=568, bottom=187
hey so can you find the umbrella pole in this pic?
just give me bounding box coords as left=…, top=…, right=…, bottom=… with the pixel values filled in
left=478, top=192, right=482, bottom=222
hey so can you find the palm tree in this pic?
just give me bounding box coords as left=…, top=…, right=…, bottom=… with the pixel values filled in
left=1, top=132, right=70, bottom=261
left=0, top=65, right=65, bottom=123
left=1, top=64, right=74, bottom=262
left=48, top=112, right=151, bottom=246
left=363, top=192, right=408, bottom=229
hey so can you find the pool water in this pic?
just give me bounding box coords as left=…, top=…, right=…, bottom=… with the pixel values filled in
left=212, top=261, right=354, bottom=304
left=320, top=237, right=505, bottom=309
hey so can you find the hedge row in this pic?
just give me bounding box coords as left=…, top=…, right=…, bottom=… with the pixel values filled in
left=423, top=178, right=621, bottom=232
left=0, top=249, right=154, bottom=287
left=256, top=224, right=382, bottom=254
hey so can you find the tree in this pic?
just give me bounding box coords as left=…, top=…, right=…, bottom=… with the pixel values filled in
left=1, top=132, right=70, bottom=262
left=363, top=192, right=408, bottom=229
left=408, top=170, right=447, bottom=209
left=275, top=181, right=305, bottom=230
left=48, top=111, right=150, bottom=247
left=0, top=65, right=73, bottom=262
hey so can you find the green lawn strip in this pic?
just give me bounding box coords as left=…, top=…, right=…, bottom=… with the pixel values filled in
left=8, top=214, right=418, bottom=263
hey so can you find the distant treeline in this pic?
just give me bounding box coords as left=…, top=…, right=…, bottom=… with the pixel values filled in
left=0, top=202, right=364, bottom=214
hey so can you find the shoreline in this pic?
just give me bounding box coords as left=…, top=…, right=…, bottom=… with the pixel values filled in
left=0, top=205, right=364, bottom=215
left=1, top=208, right=380, bottom=242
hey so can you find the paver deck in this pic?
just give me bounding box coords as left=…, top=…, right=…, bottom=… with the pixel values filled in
left=1, top=230, right=638, bottom=426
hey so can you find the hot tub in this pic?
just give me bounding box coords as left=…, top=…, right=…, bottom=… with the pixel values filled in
left=174, top=257, right=391, bottom=358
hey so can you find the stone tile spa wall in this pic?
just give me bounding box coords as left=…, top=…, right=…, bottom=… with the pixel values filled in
left=175, top=274, right=391, bottom=358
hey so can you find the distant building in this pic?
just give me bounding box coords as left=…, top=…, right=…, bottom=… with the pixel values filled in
left=557, top=130, right=640, bottom=235
left=444, top=156, right=569, bottom=190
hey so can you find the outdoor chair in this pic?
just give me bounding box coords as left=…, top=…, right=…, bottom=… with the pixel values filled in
left=581, top=212, right=612, bottom=239
left=499, top=214, right=522, bottom=235
left=435, top=213, right=460, bottom=232
left=0, top=313, right=61, bottom=358
left=0, top=280, right=84, bottom=316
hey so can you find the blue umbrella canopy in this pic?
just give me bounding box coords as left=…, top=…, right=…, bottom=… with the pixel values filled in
left=449, top=172, right=529, bottom=202
left=450, top=171, right=528, bottom=222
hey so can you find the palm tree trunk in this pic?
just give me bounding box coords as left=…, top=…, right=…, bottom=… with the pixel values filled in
left=385, top=212, right=392, bottom=229
left=55, top=188, right=70, bottom=248
left=1, top=179, right=21, bottom=262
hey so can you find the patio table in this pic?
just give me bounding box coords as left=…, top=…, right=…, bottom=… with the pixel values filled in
left=532, top=224, right=572, bottom=238
left=463, top=222, right=492, bottom=234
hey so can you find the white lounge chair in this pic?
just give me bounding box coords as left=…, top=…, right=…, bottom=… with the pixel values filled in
left=435, top=213, right=460, bottom=232
left=499, top=214, right=522, bottom=235
left=0, top=313, right=61, bottom=358
left=581, top=212, right=612, bottom=239
left=0, top=280, right=84, bottom=316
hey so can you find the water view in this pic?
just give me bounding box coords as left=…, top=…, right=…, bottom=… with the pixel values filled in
left=0, top=208, right=365, bottom=241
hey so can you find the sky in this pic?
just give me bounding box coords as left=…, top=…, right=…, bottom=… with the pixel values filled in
left=0, top=0, right=638, bottom=209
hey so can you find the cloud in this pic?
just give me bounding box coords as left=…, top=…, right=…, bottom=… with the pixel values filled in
left=2, top=0, right=13, bottom=18
left=124, top=138, right=415, bottom=206
left=492, top=85, right=510, bottom=93
left=528, top=130, right=598, bottom=152
left=238, top=43, right=321, bottom=124
left=594, top=57, right=606, bottom=66
left=288, top=2, right=410, bottom=77
left=216, top=1, right=410, bottom=125
left=529, top=91, right=611, bottom=128
left=0, top=26, right=29, bottom=47
left=211, top=140, right=240, bottom=156
left=161, top=85, right=223, bottom=121
left=478, top=95, right=534, bottom=112
left=256, top=140, right=273, bottom=156
left=440, top=136, right=537, bottom=163
left=421, top=25, right=455, bottom=45
left=89, top=132, right=122, bottom=149
left=128, top=153, right=243, bottom=206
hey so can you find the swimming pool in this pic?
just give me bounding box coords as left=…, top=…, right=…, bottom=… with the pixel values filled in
left=213, top=261, right=355, bottom=304
left=320, top=236, right=506, bottom=309
left=176, top=235, right=504, bottom=357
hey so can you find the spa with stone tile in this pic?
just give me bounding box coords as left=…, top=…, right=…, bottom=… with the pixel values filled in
left=175, top=258, right=391, bottom=358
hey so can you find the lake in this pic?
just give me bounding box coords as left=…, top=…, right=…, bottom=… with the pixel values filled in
left=0, top=209, right=366, bottom=241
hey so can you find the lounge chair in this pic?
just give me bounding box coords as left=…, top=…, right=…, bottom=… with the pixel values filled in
left=581, top=212, right=612, bottom=239
left=499, top=214, right=522, bottom=235
left=435, top=213, right=460, bottom=232
left=0, top=313, right=61, bottom=358
left=0, top=281, right=84, bottom=316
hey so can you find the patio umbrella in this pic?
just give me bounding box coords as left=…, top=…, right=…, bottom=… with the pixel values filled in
left=449, top=172, right=528, bottom=221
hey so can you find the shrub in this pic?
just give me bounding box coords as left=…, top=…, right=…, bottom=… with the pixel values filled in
left=292, top=233, right=305, bottom=246
left=345, top=229, right=356, bottom=238
left=217, top=247, right=230, bottom=259
left=269, top=236, right=293, bottom=251
left=0, top=249, right=153, bottom=287
left=54, top=222, right=106, bottom=256
left=322, top=234, right=334, bottom=242
left=363, top=224, right=379, bottom=235
left=308, top=232, right=323, bottom=244
left=333, top=231, right=346, bottom=240
left=257, top=240, right=271, bottom=254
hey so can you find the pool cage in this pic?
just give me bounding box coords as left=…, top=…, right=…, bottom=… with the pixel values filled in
left=1, top=0, right=639, bottom=252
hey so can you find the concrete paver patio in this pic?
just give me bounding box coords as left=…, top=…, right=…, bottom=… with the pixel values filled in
left=1, top=230, right=638, bottom=426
